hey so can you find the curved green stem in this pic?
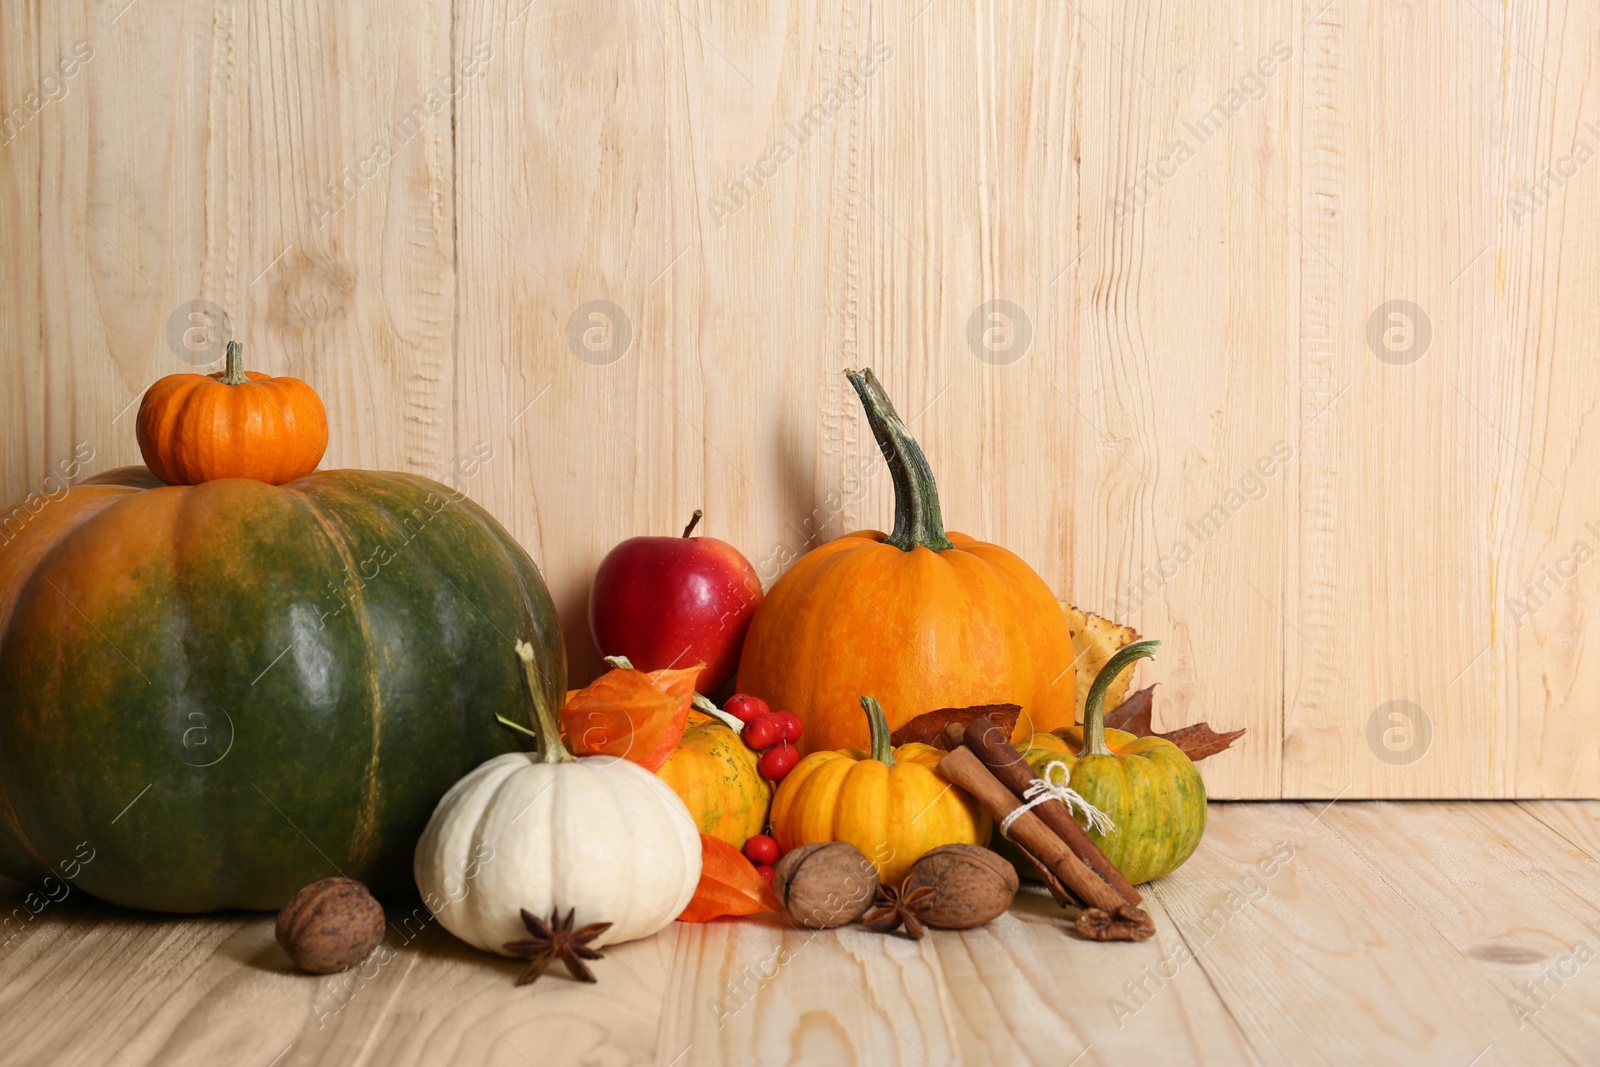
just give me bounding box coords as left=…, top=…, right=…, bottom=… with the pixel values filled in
left=219, top=340, right=248, bottom=385
left=1082, top=639, right=1160, bottom=757
left=860, top=696, right=896, bottom=765
left=845, top=368, right=954, bottom=552
left=510, top=639, right=573, bottom=764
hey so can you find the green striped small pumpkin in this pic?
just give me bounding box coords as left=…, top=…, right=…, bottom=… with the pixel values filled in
left=1004, top=641, right=1206, bottom=885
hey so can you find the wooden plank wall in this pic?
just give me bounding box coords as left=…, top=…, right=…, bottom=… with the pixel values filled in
left=1, top=0, right=1595, bottom=799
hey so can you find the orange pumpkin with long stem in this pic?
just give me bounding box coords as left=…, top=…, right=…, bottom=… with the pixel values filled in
left=736, top=368, right=1079, bottom=754
left=137, top=340, right=327, bottom=485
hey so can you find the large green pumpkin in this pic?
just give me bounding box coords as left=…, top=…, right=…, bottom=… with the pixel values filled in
left=0, top=466, right=564, bottom=912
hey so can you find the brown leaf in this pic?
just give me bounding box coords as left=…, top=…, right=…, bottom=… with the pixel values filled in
left=1098, top=684, right=1246, bottom=762
left=1102, top=685, right=1155, bottom=735
left=891, top=704, right=1021, bottom=750
left=1160, top=723, right=1249, bottom=762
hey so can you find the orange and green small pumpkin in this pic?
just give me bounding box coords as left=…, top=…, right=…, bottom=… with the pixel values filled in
left=1008, top=640, right=1205, bottom=885
left=656, top=711, right=772, bottom=850
left=769, top=695, right=990, bottom=885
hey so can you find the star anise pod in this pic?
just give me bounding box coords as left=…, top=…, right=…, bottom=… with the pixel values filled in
left=1075, top=904, right=1156, bottom=942
left=860, top=883, right=938, bottom=940
left=503, top=908, right=612, bottom=985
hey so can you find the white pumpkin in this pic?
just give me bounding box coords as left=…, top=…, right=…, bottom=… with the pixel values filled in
left=414, top=641, right=701, bottom=953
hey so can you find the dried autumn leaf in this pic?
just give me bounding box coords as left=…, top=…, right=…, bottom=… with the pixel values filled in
left=1063, top=603, right=1141, bottom=719
left=1099, top=684, right=1246, bottom=762
left=1103, top=686, right=1155, bottom=736
left=559, top=663, right=704, bottom=772
left=890, top=704, right=1022, bottom=750
left=677, top=834, right=782, bottom=923
left=1160, top=722, right=1248, bottom=762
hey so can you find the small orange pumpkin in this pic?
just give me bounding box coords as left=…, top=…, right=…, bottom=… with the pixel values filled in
left=769, top=696, right=990, bottom=885
left=737, top=368, right=1079, bottom=754
left=137, top=340, right=328, bottom=485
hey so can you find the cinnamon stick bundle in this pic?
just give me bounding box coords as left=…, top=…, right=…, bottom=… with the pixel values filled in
left=938, top=746, right=1127, bottom=913
left=962, top=716, right=1141, bottom=906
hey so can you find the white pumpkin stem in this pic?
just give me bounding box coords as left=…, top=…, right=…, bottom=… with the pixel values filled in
left=514, top=639, right=574, bottom=764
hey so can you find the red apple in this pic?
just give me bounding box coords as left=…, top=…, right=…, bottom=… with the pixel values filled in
left=588, top=510, right=764, bottom=694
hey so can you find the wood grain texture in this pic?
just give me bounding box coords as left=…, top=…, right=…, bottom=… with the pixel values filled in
left=1280, top=1, right=1600, bottom=798
left=1520, top=800, right=1600, bottom=864
left=1, top=801, right=1593, bottom=1065
left=1316, top=801, right=1600, bottom=1062
left=3, top=1, right=1598, bottom=799
left=1144, top=802, right=1582, bottom=1065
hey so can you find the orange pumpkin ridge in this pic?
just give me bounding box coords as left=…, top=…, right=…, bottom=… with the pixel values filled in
left=137, top=341, right=328, bottom=486
left=736, top=368, right=1078, bottom=755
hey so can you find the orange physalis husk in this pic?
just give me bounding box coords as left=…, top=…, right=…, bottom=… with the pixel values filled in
left=677, top=834, right=782, bottom=923
left=558, top=662, right=703, bottom=772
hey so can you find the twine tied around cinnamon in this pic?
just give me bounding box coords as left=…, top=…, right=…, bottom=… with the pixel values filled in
left=998, top=760, right=1116, bottom=840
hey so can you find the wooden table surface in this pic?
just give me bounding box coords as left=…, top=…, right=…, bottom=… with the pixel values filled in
left=3, top=801, right=1596, bottom=1066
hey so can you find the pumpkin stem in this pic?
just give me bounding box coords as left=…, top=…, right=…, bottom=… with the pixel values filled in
left=691, top=692, right=748, bottom=733
left=845, top=368, right=955, bottom=553
left=219, top=340, right=249, bottom=385
left=515, top=639, right=574, bottom=764
left=1082, top=639, right=1160, bottom=757
left=681, top=510, right=703, bottom=538
left=860, top=696, right=896, bottom=765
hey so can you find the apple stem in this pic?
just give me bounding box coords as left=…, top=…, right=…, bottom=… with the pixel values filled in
left=682, top=509, right=703, bottom=538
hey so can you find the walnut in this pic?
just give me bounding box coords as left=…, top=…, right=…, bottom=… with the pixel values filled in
left=900, top=844, right=1019, bottom=929
left=275, top=877, right=387, bottom=974
left=772, top=843, right=880, bottom=929
left=1075, top=904, right=1156, bottom=942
